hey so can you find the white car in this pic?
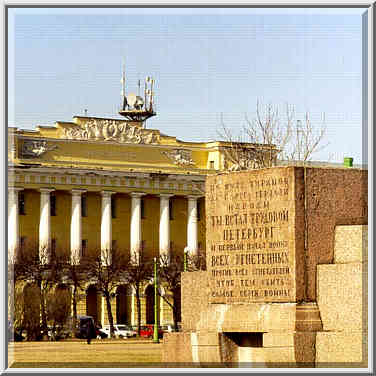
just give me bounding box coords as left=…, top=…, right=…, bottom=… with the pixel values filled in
left=102, top=324, right=136, bottom=338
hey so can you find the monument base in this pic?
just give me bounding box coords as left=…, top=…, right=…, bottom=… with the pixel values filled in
left=163, top=302, right=322, bottom=367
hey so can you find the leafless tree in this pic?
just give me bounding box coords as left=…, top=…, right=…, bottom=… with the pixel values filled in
left=124, top=255, right=153, bottom=336
left=46, top=286, right=71, bottom=340
left=218, top=100, right=327, bottom=170
left=14, top=246, right=64, bottom=340
left=158, top=254, right=185, bottom=331
left=60, top=257, right=90, bottom=337
left=84, top=248, right=128, bottom=338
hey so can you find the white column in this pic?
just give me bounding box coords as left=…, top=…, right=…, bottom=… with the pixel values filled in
left=187, top=196, right=199, bottom=257
left=39, top=188, right=55, bottom=263
left=8, top=187, right=23, bottom=263
left=70, top=189, right=86, bottom=265
left=159, top=194, right=173, bottom=260
left=130, top=192, right=145, bottom=265
left=101, top=191, right=115, bottom=266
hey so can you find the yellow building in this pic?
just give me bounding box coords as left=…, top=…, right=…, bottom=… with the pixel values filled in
left=8, top=89, right=271, bottom=330
left=7, top=108, right=229, bottom=326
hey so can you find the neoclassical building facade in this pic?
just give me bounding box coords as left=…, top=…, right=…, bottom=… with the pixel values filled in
left=8, top=114, right=248, bottom=326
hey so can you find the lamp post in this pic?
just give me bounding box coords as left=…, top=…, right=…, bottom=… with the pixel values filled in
left=183, top=248, right=188, bottom=272
left=153, top=257, right=159, bottom=343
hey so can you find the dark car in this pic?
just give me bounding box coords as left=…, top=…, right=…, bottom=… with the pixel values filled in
left=76, top=315, right=97, bottom=340
left=140, top=324, right=163, bottom=339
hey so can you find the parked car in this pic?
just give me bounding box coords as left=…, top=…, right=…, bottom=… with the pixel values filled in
left=101, top=324, right=135, bottom=338
left=140, top=324, right=163, bottom=339
left=95, top=326, right=108, bottom=339
left=161, top=324, right=174, bottom=333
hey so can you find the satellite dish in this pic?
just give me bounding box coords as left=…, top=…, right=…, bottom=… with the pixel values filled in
left=134, top=96, right=144, bottom=110
left=127, top=93, right=137, bottom=108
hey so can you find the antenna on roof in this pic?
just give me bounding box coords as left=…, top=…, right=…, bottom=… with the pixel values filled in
left=121, top=58, right=127, bottom=110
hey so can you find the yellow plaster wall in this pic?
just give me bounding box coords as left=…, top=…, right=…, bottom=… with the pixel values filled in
left=141, top=195, right=159, bottom=261
left=82, top=192, right=101, bottom=255
left=170, top=196, right=188, bottom=256
left=19, top=189, right=40, bottom=250
left=112, top=193, right=131, bottom=254
left=51, top=190, right=70, bottom=258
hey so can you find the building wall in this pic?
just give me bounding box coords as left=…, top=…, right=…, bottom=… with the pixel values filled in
left=51, top=190, right=71, bottom=258
left=19, top=189, right=40, bottom=249
left=112, top=193, right=131, bottom=253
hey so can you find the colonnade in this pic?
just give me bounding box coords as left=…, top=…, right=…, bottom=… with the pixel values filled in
left=8, top=187, right=201, bottom=264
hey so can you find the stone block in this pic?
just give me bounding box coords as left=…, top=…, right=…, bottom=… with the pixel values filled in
left=238, top=347, right=303, bottom=368
left=192, top=345, right=221, bottom=363
left=316, top=330, right=367, bottom=366
left=305, top=168, right=367, bottom=301
left=161, top=332, right=193, bottom=364
left=334, top=225, right=368, bottom=263
left=181, top=271, right=209, bottom=331
left=196, top=331, right=219, bottom=346
left=317, top=263, right=364, bottom=331
left=197, top=303, right=297, bottom=333
left=263, top=332, right=294, bottom=347
left=206, top=167, right=306, bottom=304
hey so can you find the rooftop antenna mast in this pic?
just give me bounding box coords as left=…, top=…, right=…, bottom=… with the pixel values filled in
left=118, top=62, right=156, bottom=123
left=121, top=59, right=127, bottom=110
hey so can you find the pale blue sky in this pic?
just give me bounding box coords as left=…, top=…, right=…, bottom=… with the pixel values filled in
left=8, top=7, right=366, bottom=164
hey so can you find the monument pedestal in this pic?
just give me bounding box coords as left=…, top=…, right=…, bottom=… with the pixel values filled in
left=162, top=167, right=367, bottom=368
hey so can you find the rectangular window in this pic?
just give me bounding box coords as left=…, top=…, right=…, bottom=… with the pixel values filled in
left=81, top=239, right=87, bottom=258
left=81, top=195, right=87, bottom=217
left=197, top=201, right=201, bottom=221
left=50, top=195, right=56, bottom=216
left=111, top=196, right=116, bottom=219
left=141, top=199, right=145, bottom=219
left=209, top=161, right=215, bottom=169
left=169, top=200, right=174, bottom=220
left=19, top=193, right=25, bottom=215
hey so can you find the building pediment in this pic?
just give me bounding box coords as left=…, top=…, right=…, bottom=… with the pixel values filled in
left=58, top=117, right=160, bottom=145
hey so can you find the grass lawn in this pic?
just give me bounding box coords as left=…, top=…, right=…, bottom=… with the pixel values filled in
left=8, top=337, right=164, bottom=368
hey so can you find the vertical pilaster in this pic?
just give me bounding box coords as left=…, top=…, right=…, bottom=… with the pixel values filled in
left=8, top=187, right=23, bottom=263
left=159, top=194, right=173, bottom=260
left=130, top=192, right=145, bottom=265
left=70, top=189, right=86, bottom=265
left=101, top=191, right=115, bottom=265
left=187, top=195, right=199, bottom=257
left=39, top=188, right=55, bottom=263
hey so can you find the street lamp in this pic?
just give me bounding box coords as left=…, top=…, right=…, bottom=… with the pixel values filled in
left=153, top=257, right=159, bottom=343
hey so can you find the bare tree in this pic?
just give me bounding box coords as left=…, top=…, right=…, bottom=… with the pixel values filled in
left=84, top=248, right=128, bottom=338
left=15, top=246, right=64, bottom=340
left=60, top=258, right=89, bottom=337
left=219, top=100, right=327, bottom=170
left=124, top=255, right=153, bottom=336
left=158, top=254, right=184, bottom=331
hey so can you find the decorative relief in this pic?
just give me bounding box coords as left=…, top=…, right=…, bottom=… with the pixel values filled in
left=162, top=149, right=195, bottom=166
left=61, top=119, right=160, bottom=145
left=21, top=140, right=57, bottom=158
